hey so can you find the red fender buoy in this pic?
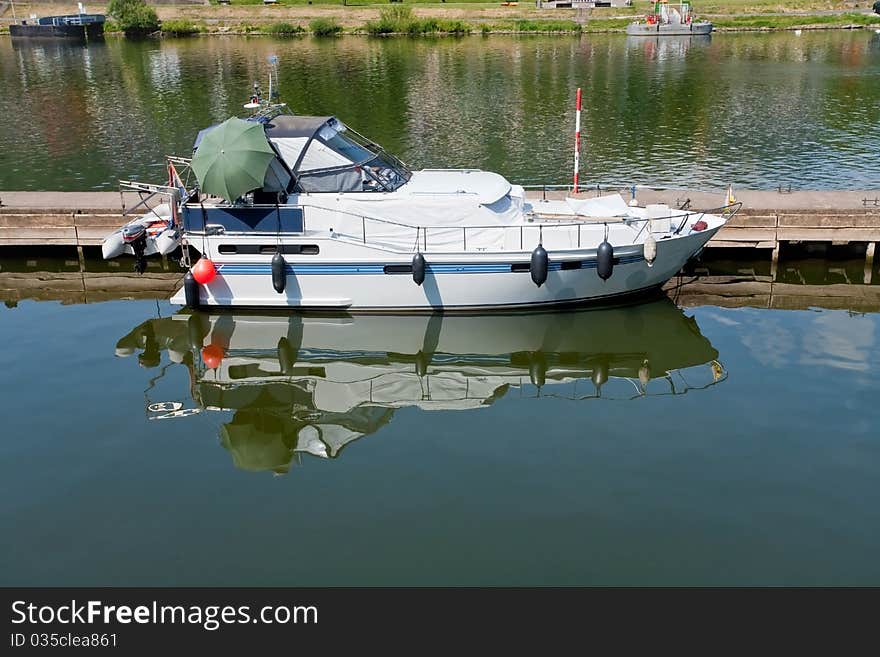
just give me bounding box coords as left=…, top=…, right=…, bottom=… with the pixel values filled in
left=201, top=344, right=224, bottom=369
left=192, top=257, right=217, bottom=284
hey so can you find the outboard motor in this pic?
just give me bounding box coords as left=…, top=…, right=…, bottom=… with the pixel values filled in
left=122, top=224, right=148, bottom=274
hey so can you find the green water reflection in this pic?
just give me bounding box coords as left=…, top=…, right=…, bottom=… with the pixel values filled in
left=115, top=300, right=725, bottom=474
left=0, top=291, right=878, bottom=585
left=1, top=31, right=878, bottom=190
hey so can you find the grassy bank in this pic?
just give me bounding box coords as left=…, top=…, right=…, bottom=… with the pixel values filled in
left=4, top=2, right=879, bottom=37
left=144, top=13, right=879, bottom=37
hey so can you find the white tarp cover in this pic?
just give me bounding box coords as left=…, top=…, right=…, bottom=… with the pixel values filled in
left=299, top=170, right=524, bottom=251
left=565, top=194, right=631, bottom=218
left=313, top=195, right=521, bottom=252
left=272, top=137, right=309, bottom=169
left=311, top=370, right=503, bottom=413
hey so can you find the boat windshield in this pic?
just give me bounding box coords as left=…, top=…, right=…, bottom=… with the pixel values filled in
left=294, top=119, right=411, bottom=194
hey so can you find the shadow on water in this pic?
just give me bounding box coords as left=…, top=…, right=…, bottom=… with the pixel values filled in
left=666, top=244, right=880, bottom=312
left=115, top=299, right=726, bottom=475
left=3, top=247, right=877, bottom=309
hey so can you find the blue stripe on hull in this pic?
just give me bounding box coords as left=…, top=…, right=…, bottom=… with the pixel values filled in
left=217, top=255, right=644, bottom=276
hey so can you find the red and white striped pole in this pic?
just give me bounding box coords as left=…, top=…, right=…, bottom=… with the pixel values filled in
left=573, top=87, right=582, bottom=194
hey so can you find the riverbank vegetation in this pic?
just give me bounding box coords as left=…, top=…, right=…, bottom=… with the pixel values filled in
left=136, top=12, right=878, bottom=38
left=5, top=1, right=877, bottom=37
left=106, top=0, right=160, bottom=36
left=309, top=17, right=344, bottom=35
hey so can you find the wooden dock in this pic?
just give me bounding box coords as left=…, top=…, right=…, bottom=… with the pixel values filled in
left=0, top=271, right=183, bottom=306
left=663, top=275, right=880, bottom=313
left=1, top=189, right=878, bottom=266
left=3, top=265, right=877, bottom=313
left=0, top=192, right=141, bottom=248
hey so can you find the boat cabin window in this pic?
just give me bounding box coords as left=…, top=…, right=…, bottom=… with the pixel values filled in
left=292, top=120, right=411, bottom=194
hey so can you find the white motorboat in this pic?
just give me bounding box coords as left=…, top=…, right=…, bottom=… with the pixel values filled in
left=105, top=70, right=737, bottom=311
left=116, top=301, right=726, bottom=473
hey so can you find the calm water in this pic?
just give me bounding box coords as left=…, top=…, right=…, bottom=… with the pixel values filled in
left=1, top=31, right=879, bottom=190
left=2, top=31, right=880, bottom=585
left=0, top=273, right=879, bottom=585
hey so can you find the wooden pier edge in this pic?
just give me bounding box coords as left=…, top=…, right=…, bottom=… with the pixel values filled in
left=0, top=189, right=878, bottom=253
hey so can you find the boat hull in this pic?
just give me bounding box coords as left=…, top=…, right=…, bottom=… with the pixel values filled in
left=170, top=225, right=721, bottom=311
left=9, top=23, right=104, bottom=41
left=626, top=22, right=713, bottom=36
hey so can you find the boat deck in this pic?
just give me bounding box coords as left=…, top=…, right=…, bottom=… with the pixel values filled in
left=1, top=189, right=877, bottom=256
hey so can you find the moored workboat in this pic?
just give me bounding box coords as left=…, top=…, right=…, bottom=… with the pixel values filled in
left=626, top=1, right=713, bottom=36
left=8, top=4, right=105, bottom=41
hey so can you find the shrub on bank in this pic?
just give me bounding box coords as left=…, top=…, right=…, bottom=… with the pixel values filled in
left=107, top=0, right=160, bottom=37
left=366, top=6, right=471, bottom=35
left=310, top=18, right=343, bottom=36
left=269, top=22, right=306, bottom=35
left=365, top=5, right=412, bottom=35
left=162, top=19, right=201, bottom=36
left=513, top=20, right=582, bottom=33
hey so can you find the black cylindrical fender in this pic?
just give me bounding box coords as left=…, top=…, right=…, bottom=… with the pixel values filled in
left=597, top=240, right=614, bottom=281
left=271, top=252, right=286, bottom=294
left=592, top=359, right=609, bottom=389
left=412, top=252, right=426, bottom=286
left=530, top=245, right=549, bottom=287
left=529, top=351, right=547, bottom=388
left=278, top=337, right=297, bottom=376
left=183, top=271, right=200, bottom=308
left=415, top=350, right=432, bottom=377
left=186, top=311, right=209, bottom=352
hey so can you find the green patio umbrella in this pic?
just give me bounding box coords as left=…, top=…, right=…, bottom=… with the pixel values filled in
left=220, top=410, right=296, bottom=474
left=191, top=117, right=277, bottom=203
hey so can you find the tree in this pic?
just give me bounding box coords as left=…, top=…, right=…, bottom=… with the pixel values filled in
left=107, top=0, right=160, bottom=37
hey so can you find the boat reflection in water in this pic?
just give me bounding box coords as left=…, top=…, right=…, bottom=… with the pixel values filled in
left=625, top=34, right=712, bottom=61
left=116, top=299, right=726, bottom=474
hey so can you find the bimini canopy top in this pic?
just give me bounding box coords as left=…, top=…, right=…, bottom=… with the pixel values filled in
left=264, top=114, right=411, bottom=194
left=193, top=114, right=411, bottom=196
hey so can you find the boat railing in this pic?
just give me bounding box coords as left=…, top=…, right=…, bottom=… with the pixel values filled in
left=187, top=199, right=738, bottom=252
left=321, top=201, right=740, bottom=253
left=118, top=156, right=197, bottom=223
left=528, top=361, right=727, bottom=401
left=519, top=181, right=734, bottom=197
left=118, top=181, right=183, bottom=223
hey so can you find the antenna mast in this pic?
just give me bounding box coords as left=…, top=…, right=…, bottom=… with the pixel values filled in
left=267, top=55, right=279, bottom=106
